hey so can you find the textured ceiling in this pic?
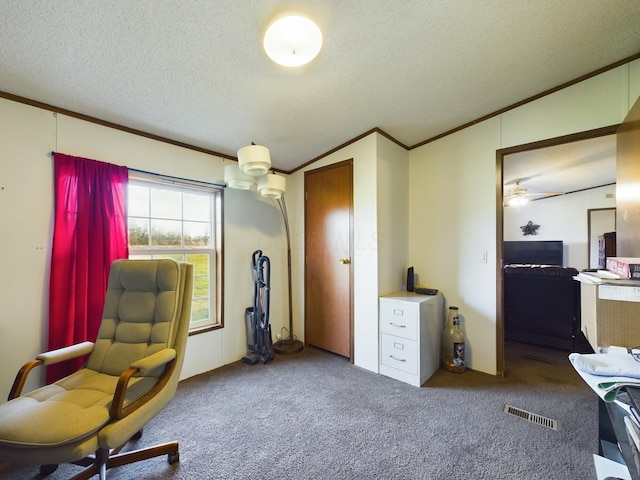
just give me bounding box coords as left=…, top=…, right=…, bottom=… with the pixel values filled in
left=0, top=1, right=639, bottom=173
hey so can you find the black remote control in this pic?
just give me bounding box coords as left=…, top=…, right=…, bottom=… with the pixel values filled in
left=415, top=288, right=438, bottom=295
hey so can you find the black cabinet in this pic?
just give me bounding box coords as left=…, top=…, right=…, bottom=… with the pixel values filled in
left=504, top=265, right=580, bottom=350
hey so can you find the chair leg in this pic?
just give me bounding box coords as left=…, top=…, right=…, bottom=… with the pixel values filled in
left=97, top=448, right=108, bottom=480
left=39, top=464, right=58, bottom=476
left=69, top=464, right=98, bottom=480
left=67, top=441, right=179, bottom=479
left=107, top=441, right=179, bottom=469
left=68, top=449, right=107, bottom=480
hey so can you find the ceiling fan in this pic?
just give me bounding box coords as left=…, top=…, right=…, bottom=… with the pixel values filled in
left=503, top=180, right=564, bottom=207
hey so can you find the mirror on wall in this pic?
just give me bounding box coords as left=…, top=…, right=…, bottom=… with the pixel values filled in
left=503, top=134, right=617, bottom=271
left=498, top=127, right=618, bottom=374
left=587, top=208, right=616, bottom=269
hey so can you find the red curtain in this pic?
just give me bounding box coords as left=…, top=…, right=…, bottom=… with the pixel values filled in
left=48, top=153, right=129, bottom=382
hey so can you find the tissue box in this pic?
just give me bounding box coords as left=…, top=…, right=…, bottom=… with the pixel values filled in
left=606, top=257, right=640, bottom=279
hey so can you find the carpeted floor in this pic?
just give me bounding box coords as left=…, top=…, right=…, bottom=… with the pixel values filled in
left=0, top=341, right=599, bottom=479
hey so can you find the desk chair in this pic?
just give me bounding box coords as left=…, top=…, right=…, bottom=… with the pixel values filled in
left=0, top=259, right=193, bottom=479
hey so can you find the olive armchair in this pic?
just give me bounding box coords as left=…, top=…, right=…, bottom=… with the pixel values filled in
left=0, top=259, right=193, bottom=479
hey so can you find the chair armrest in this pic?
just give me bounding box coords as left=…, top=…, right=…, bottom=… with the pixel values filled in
left=36, top=341, right=95, bottom=365
left=110, top=348, right=177, bottom=420
left=8, top=341, right=95, bottom=401
left=130, top=348, right=176, bottom=376
left=8, top=360, right=43, bottom=400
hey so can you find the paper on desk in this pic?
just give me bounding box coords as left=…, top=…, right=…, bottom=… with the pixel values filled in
left=594, top=454, right=632, bottom=480
left=574, top=273, right=602, bottom=284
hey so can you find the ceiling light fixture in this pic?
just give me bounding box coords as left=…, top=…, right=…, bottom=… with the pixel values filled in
left=263, top=15, right=322, bottom=67
left=505, top=181, right=530, bottom=207
left=507, top=195, right=529, bottom=207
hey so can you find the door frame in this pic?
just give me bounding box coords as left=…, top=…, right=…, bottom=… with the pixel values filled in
left=303, top=159, right=354, bottom=361
left=495, top=124, right=619, bottom=375
left=587, top=207, right=616, bottom=268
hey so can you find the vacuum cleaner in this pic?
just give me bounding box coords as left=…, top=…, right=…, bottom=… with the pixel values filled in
left=241, top=250, right=275, bottom=365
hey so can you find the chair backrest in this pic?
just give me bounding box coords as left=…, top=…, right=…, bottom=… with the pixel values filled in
left=86, top=259, right=192, bottom=377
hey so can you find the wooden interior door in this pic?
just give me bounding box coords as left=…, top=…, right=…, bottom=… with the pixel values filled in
left=304, top=160, right=353, bottom=359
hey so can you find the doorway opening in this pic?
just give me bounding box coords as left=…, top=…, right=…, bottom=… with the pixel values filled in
left=496, top=125, right=618, bottom=374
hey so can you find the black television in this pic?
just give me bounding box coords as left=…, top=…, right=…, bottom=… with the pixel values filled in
left=503, top=240, right=564, bottom=266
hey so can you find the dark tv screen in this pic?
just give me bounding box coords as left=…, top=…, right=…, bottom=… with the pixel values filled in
left=503, top=240, right=563, bottom=266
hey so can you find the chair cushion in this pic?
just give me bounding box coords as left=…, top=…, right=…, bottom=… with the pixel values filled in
left=87, top=259, right=181, bottom=377
left=0, top=368, right=155, bottom=448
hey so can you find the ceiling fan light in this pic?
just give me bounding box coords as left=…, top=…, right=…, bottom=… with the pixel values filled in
left=264, top=15, right=322, bottom=67
left=238, top=144, right=272, bottom=176
left=224, top=164, right=255, bottom=190
left=508, top=195, right=529, bottom=207
left=258, top=173, right=286, bottom=199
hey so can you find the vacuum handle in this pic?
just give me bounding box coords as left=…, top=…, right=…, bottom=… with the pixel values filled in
left=257, top=255, right=270, bottom=327
left=252, top=250, right=263, bottom=270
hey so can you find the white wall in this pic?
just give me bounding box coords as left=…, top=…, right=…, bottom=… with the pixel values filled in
left=409, top=58, right=640, bottom=375
left=290, top=134, right=381, bottom=372
left=2, top=57, right=639, bottom=398
left=0, top=100, right=56, bottom=399
left=0, top=98, right=290, bottom=400
left=409, top=118, right=501, bottom=374
left=504, top=185, right=617, bottom=269
left=289, top=133, right=408, bottom=374
left=377, top=135, right=410, bottom=297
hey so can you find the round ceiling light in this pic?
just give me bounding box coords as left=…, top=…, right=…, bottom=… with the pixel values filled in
left=263, top=15, right=322, bottom=67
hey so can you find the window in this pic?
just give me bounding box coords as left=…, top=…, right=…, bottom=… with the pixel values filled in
left=127, top=173, right=223, bottom=333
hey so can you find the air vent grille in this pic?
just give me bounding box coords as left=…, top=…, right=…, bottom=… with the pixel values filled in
left=503, top=404, right=558, bottom=431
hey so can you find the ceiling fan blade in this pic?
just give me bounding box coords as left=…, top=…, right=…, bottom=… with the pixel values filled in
left=524, top=191, right=565, bottom=196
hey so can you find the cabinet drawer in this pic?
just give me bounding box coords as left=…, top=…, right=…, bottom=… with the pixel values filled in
left=379, top=300, right=419, bottom=340
left=380, top=333, right=418, bottom=375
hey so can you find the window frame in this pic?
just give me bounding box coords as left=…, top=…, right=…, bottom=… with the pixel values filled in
left=127, top=170, right=224, bottom=335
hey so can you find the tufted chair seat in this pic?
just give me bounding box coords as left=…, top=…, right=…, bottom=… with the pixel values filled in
left=0, top=259, right=193, bottom=479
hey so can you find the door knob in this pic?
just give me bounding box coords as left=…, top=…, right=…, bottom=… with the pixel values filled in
left=339, top=258, right=351, bottom=264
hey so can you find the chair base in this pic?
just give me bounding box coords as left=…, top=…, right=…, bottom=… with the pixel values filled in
left=40, top=438, right=179, bottom=480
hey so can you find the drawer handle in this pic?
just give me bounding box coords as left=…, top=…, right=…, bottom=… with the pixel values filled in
left=389, top=322, right=406, bottom=328
left=389, top=355, right=407, bottom=362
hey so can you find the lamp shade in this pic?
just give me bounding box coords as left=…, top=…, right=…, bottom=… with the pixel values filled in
left=258, top=173, right=286, bottom=199
left=224, top=164, right=255, bottom=190
left=238, top=145, right=272, bottom=176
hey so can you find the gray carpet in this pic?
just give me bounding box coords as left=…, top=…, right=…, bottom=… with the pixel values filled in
left=0, top=342, right=599, bottom=479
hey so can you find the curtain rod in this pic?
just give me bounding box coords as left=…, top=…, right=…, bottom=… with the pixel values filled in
left=51, top=151, right=226, bottom=189
left=128, top=167, right=226, bottom=189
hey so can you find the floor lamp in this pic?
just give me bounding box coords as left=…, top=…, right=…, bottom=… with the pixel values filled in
left=272, top=194, right=304, bottom=354
left=225, top=145, right=303, bottom=355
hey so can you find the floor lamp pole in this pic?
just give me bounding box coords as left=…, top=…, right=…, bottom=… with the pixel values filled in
left=273, top=195, right=304, bottom=355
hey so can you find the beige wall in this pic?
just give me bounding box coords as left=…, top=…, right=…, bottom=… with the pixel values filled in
left=290, top=134, right=383, bottom=371
left=409, top=59, right=640, bottom=375
left=2, top=57, right=639, bottom=400
left=0, top=99, right=291, bottom=400
left=377, top=135, right=410, bottom=297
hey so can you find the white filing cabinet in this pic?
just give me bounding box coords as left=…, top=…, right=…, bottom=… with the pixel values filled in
left=379, top=291, right=444, bottom=387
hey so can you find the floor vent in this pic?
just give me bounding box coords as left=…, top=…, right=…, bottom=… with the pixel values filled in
left=503, top=404, right=558, bottom=431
